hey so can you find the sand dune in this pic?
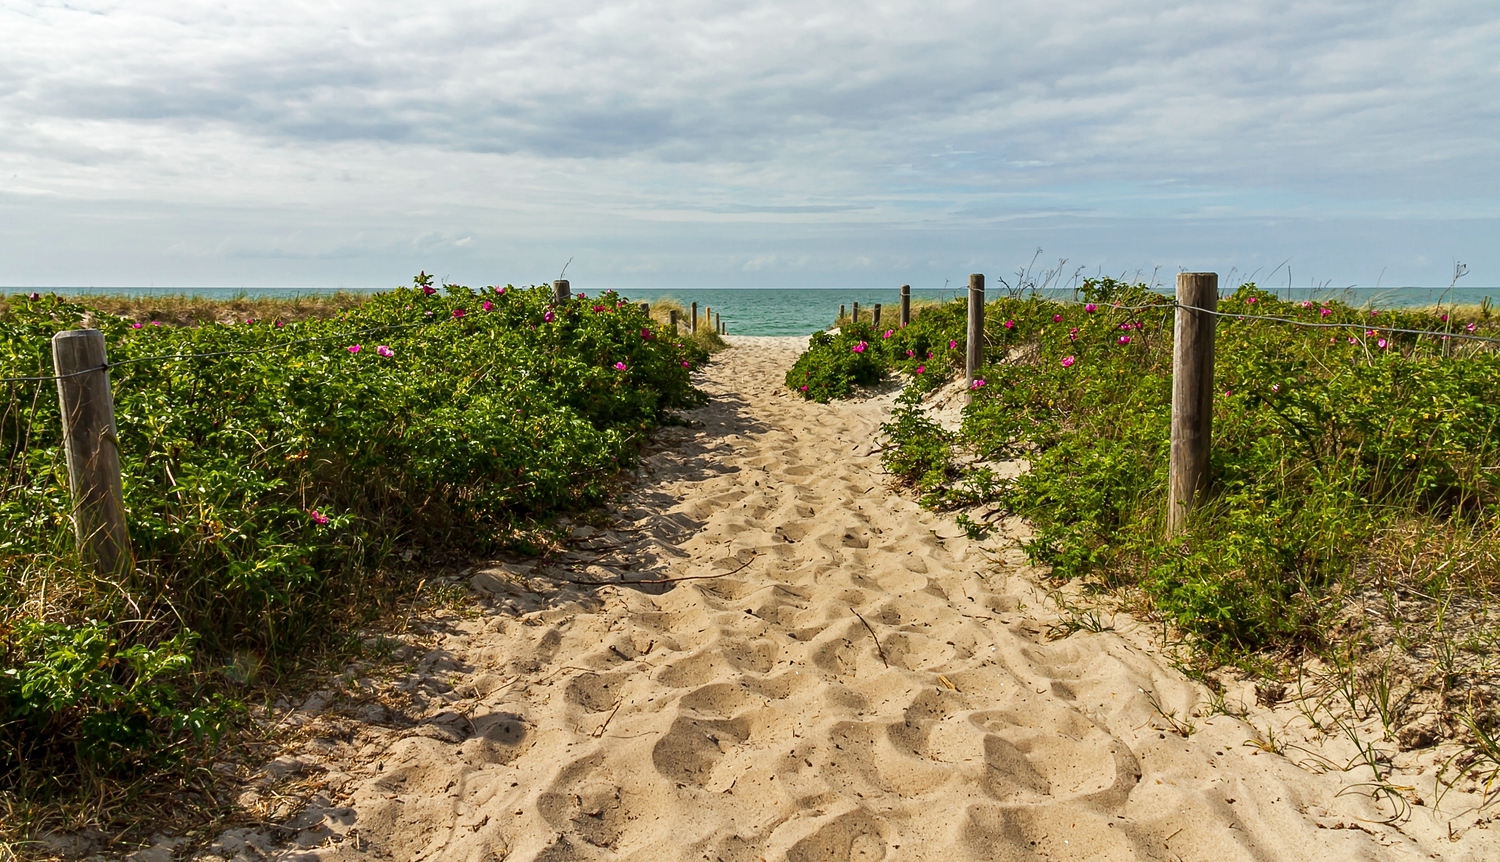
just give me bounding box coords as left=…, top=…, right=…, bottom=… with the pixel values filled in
left=198, top=336, right=1490, bottom=861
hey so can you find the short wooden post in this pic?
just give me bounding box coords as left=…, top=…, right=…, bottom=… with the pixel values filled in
left=691, top=302, right=699, bottom=333
left=1167, top=272, right=1219, bottom=535
left=639, top=302, right=650, bottom=316
left=52, top=329, right=130, bottom=577
left=553, top=279, right=570, bottom=304
left=715, top=313, right=721, bottom=334
left=966, top=274, right=984, bottom=383
left=670, top=309, right=678, bottom=333
left=840, top=304, right=846, bottom=323
left=900, top=285, right=911, bottom=327
left=873, top=304, right=882, bottom=327
left=852, top=302, right=860, bottom=324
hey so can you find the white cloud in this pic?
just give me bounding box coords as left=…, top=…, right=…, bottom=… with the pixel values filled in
left=0, top=0, right=1496, bottom=287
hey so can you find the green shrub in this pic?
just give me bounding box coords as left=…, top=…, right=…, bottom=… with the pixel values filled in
left=0, top=277, right=706, bottom=791
left=798, top=278, right=1500, bottom=653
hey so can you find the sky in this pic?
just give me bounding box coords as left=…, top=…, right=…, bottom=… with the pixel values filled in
left=1, top=0, right=1497, bottom=290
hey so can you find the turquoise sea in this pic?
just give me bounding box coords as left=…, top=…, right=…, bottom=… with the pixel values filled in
left=10, top=285, right=1499, bottom=337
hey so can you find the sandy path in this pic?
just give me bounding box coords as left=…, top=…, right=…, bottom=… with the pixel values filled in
left=199, top=337, right=1484, bottom=861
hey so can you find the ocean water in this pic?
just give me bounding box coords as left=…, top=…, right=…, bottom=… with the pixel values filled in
left=11, top=285, right=1498, bottom=337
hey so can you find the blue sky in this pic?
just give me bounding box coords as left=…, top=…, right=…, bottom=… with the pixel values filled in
left=1, top=0, right=1496, bottom=289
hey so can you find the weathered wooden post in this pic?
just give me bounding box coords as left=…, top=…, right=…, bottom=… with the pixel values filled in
left=715, top=312, right=721, bottom=334
left=691, top=302, right=698, bottom=333
left=1168, top=272, right=1219, bottom=535
left=900, top=284, right=911, bottom=327
left=966, top=274, right=984, bottom=383
left=553, top=279, right=570, bottom=304
left=840, top=304, right=846, bottom=323
left=52, top=329, right=130, bottom=577
left=670, top=309, right=679, bottom=334
left=873, top=304, right=882, bottom=327
left=852, top=302, right=860, bottom=324
left=639, top=302, right=650, bottom=316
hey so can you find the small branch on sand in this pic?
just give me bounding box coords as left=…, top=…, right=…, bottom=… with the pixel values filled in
left=592, top=699, right=623, bottom=738
left=852, top=608, right=889, bottom=668
left=561, top=553, right=757, bottom=587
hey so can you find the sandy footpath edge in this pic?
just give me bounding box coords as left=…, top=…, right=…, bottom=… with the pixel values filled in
left=180, top=335, right=1492, bottom=862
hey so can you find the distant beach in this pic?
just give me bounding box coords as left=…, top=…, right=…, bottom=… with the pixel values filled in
left=7, top=285, right=1497, bottom=336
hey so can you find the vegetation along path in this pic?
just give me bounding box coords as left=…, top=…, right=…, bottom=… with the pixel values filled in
left=200, top=337, right=1488, bottom=861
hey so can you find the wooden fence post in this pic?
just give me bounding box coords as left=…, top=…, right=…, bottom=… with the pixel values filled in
left=639, top=302, right=650, bottom=316
left=691, top=302, right=698, bottom=333
left=715, top=313, right=721, bottom=334
left=553, top=279, right=570, bottom=304
left=52, top=329, right=130, bottom=577
left=900, top=285, right=911, bottom=327
left=840, top=304, right=846, bottom=324
left=670, top=309, right=678, bottom=333
left=852, top=302, right=860, bottom=324
left=966, top=274, right=984, bottom=383
left=1168, top=272, right=1219, bottom=535
left=873, top=304, right=882, bottom=327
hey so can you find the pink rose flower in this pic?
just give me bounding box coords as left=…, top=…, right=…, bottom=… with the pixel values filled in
left=347, top=344, right=361, bottom=354
left=1061, top=356, right=1074, bottom=368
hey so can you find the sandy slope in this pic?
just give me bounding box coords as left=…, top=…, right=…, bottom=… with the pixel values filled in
left=197, top=336, right=1491, bottom=862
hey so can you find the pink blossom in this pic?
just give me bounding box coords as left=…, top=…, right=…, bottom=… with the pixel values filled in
left=614, top=361, right=627, bottom=370
left=347, top=344, right=361, bottom=354
left=482, top=300, right=493, bottom=311
left=150, top=320, right=161, bottom=326
left=244, top=318, right=255, bottom=324
left=1247, top=297, right=1257, bottom=304
left=852, top=341, right=868, bottom=354
left=577, top=292, right=588, bottom=299
left=883, top=329, right=894, bottom=339
left=544, top=310, right=555, bottom=322
left=1053, top=314, right=1063, bottom=323
left=421, top=285, right=436, bottom=296
left=1377, top=338, right=1388, bottom=349
left=1004, top=319, right=1015, bottom=330
left=970, top=378, right=986, bottom=390
left=275, top=320, right=285, bottom=328
left=1060, top=356, right=1075, bottom=368
left=1084, top=303, right=1097, bottom=313
left=1069, top=327, right=1079, bottom=341
left=1466, top=322, right=1478, bottom=333
left=1300, top=301, right=1312, bottom=308
left=593, top=304, right=606, bottom=312
left=800, top=385, right=808, bottom=391
left=641, top=328, right=652, bottom=339
left=1369, top=310, right=1378, bottom=317
left=906, top=349, right=915, bottom=357
left=452, top=308, right=466, bottom=319
left=681, top=360, right=690, bottom=367
left=1440, top=313, right=1449, bottom=322
left=1348, top=337, right=1358, bottom=344
left=925, top=351, right=933, bottom=359
left=131, top=322, right=143, bottom=329
left=27, top=292, right=39, bottom=300
left=494, top=286, right=506, bottom=294
left=1118, top=335, right=1131, bottom=345
left=915, top=365, right=925, bottom=374
left=1271, top=383, right=1280, bottom=392
left=1320, top=307, right=1332, bottom=317
left=376, top=345, right=394, bottom=358
left=948, top=340, right=958, bottom=349
left=308, top=509, right=330, bottom=526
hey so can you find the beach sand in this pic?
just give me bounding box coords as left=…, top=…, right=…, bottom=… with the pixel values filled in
left=197, top=336, right=1490, bottom=861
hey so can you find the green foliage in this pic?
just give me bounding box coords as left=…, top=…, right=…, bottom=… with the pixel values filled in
left=802, top=278, right=1500, bottom=653
left=784, top=322, right=889, bottom=401
left=0, top=278, right=706, bottom=789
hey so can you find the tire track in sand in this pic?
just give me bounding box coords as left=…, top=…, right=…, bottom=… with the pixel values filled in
left=201, top=337, right=1455, bottom=862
